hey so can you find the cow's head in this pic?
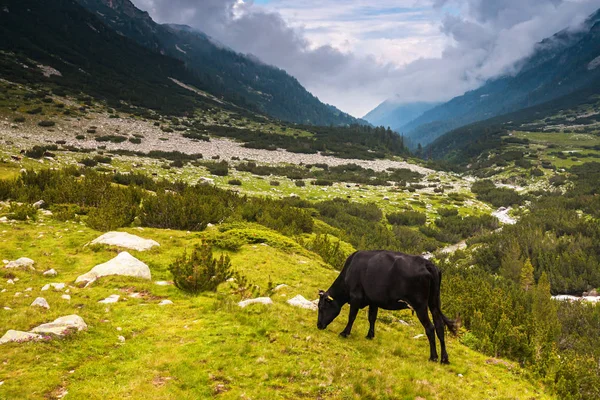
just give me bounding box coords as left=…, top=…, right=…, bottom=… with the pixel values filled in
left=317, top=289, right=342, bottom=330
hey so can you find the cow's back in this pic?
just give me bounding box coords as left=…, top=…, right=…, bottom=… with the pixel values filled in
left=344, top=250, right=432, bottom=308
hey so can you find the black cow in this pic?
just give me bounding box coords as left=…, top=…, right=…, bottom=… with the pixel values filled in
left=317, top=250, right=457, bottom=364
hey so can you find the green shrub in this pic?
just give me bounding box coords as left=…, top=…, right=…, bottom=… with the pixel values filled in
left=80, top=158, right=98, bottom=167
left=438, top=208, right=459, bottom=217
left=76, top=135, right=85, bottom=140
left=38, top=120, right=55, bottom=127
left=312, top=179, right=333, bottom=186
left=129, top=137, right=142, bottom=144
left=269, top=180, right=280, bottom=186
left=86, top=187, right=139, bottom=231
left=24, top=145, right=58, bottom=159
left=95, top=135, right=127, bottom=143
left=300, top=233, right=350, bottom=268
left=204, top=161, right=229, bottom=176
left=6, top=202, right=37, bottom=221
left=170, top=159, right=184, bottom=168
left=228, top=179, right=242, bottom=186
left=13, top=116, right=25, bottom=123
left=169, top=241, right=232, bottom=294
left=295, top=180, right=305, bottom=187
left=387, top=211, right=427, bottom=226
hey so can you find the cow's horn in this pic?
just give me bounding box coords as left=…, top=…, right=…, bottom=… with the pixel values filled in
left=327, top=296, right=334, bottom=301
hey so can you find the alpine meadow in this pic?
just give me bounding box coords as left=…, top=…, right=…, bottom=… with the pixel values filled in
left=0, top=1, right=599, bottom=399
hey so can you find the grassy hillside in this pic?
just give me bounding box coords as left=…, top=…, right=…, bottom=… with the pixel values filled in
left=0, top=218, right=552, bottom=399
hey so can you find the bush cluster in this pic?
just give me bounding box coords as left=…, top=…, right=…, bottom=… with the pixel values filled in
left=169, top=241, right=232, bottom=294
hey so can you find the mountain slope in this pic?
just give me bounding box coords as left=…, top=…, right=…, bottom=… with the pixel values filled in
left=403, top=8, right=600, bottom=147
left=363, top=100, right=440, bottom=131
left=0, top=0, right=237, bottom=116
left=427, top=73, right=600, bottom=162
left=75, top=0, right=361, bottom=126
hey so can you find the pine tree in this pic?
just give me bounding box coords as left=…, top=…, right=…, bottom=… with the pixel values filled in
left=500, top=240, right=523, bottom=283
left=520, top=258, right=534, bottom=291
left=531, top=272, right=561, bottom=372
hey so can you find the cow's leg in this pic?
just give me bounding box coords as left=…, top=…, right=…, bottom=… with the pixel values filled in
left=416, top=307, right=438, bottom=362
left=340, top=304, right=359, bottom=337
left=366, top=305, right=378, bottom=339
left=432, top=310, right=449, bottom=364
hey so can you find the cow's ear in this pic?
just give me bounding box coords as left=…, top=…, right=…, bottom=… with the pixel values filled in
left=318, top=289, right=324, bottom=297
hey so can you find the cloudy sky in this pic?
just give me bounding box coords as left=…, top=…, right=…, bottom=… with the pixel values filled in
left=131, top=0, right=600, bottom=117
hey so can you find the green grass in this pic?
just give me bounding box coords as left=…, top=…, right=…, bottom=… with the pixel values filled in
left=0, top=218, right=553, bottom=399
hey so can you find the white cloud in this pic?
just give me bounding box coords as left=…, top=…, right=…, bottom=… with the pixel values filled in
left=131, top=0, right=600, bottom=117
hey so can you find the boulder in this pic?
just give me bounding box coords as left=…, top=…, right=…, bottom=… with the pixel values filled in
left=287, top=295, right=317, bottom=311
left=33, top=200, right=45, bottom=209
left=31, top=315, right=87, bottom=336
left=75, top=252, right=151, bottom=285
left=41, top=283, right=65, bottom=291
left=0, top=330, right=43, bottom=344
left=90, top=231, right=159, bottom=252
left=238, top=297, right=273, bottom=308
left=273, top=284, right=288, bottom=292
left=43, top=269, right=58, bottom=277
left=98, top=294, right=120, bottom=304
left=31, top=297, right=50, bottom=309
left=5, top=257, right=35, bottom=269
left=159, top=299, right=173, bottom=306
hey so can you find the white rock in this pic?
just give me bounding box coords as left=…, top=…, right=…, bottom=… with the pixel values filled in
left=412, top=334, right=425, bottom=339
left=41, top=210, right=53, bottom=216
left=7, top=279, right=14, bottom=285
left=154, top=280, right=171, bottom=286
left=159, top=299, right=173, bottom=306
left=90, top=231, right=160, bottom=252
left=61, top=294, right=71, bottom=301
left=492, top=207, right=517, bottom=225
left=273, top=284, right=288, bottom=292
left=398, top=319, right=409, bottom=326
left=0, top=330, right=43, bottom=344
left=31, top=297, right=50, bottom=309
left=238, top=297, right=273, bottom=308
left=287, top=295, right=318, bottom=311
left=33, top=200, right=45, bottom=209
left=3, top=307, right=11, bottom=310
left=75, top=252, right=151, bottom=285
left=43, top=269, right=57, bottom=277
left=118, top=335, right=125, bottom=343
left=25, top=287, right=32, bottom=292
left=42, top=283, right=65, bottom=291
left=98, top=294, right=120, bottom=304
left=5, top=257, right=35, bottom=269
left=31, top=315, right=87, bottom=336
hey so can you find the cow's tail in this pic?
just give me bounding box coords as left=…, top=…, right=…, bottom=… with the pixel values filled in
left=428, top=264, right=458, bottom=335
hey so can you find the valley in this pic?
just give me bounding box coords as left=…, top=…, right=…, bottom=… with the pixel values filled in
left=1, top=0, right=600, bottom=399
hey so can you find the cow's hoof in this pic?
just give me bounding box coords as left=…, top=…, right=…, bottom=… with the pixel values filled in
left=339, top=331, right=349, bottom=338
left=441, top=358, right=450, bottom=365
left=429, top=357, right=438, bottom=362
left=366, top=335, right=374, bottom=340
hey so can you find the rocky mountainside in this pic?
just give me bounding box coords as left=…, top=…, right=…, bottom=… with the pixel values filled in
left=0, top=0, right=234, bottom=116
left=362, top=100, right=440, bottom=132
left=75, top=0, right=362, bottom=126
left=398, top=8, right=600, bottom=147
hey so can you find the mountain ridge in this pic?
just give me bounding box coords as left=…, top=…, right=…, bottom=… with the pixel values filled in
left=75, top=0, right=363, bottom=126
left=377, top=8, right=600, bottom=148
